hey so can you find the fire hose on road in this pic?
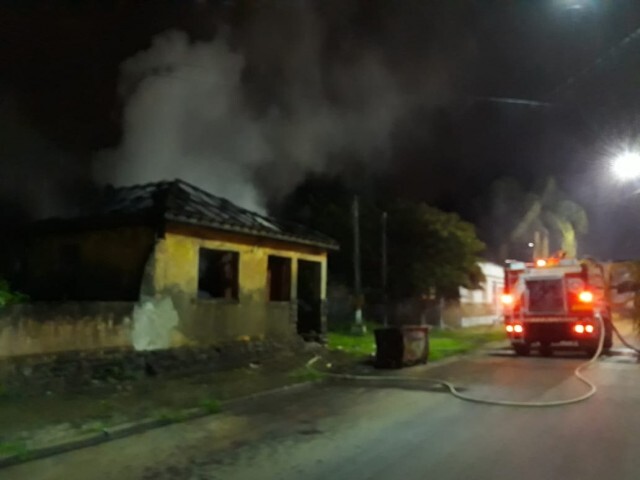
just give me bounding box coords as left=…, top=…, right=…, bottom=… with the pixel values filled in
left=611, top=321, right=640, bottom=354
left=307, top=315, right=640, bottom=408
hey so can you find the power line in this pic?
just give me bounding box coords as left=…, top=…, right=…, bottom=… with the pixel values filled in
left=472, top=23, right=640, bottom=110
left=547, top=23, right=640, bottom=100
left=472, top=96, right=555, bottom=108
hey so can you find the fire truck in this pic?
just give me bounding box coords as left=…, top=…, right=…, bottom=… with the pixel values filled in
left=502, top=255, right=613, bottom=356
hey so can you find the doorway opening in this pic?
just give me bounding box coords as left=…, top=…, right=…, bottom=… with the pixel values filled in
left=297, top=260, right=322, bottom=341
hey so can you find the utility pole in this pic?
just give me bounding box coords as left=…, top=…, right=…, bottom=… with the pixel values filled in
left=541, top=228, right=550, bottom=258
left=381, top=211, right=388, bottom=327
left=352, top=195, right=366, bottom=334
left=533, top=230, right=541, bottom=260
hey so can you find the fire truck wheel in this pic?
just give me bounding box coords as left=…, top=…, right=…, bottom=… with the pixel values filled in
left=539, top=342, right=553, bottom=357
left=513, top=344, right=530, bottom=356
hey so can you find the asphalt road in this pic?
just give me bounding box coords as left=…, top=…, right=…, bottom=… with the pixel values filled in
left=5, top=348, right=640, bottom=480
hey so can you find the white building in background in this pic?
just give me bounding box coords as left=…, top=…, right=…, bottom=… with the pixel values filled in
left=458, top=261, right=505, bottom=327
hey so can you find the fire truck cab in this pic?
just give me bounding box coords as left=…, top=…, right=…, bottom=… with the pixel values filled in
left=502, top=255, right=612, bottom=357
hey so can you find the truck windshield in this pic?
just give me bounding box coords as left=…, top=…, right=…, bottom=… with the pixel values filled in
left=526, top=278, right=564, bottom=313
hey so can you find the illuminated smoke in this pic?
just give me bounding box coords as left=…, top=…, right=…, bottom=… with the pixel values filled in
left=95, top=3, right=465, bottom=211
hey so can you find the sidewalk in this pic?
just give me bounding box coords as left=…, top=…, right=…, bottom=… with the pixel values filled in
left=0, top=351, right=326, bottom=467
left=0, top=327, right=507, bottom=469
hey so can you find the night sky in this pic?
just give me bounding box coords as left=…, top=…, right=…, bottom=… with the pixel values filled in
left=3, top=0, right=640, bottom=259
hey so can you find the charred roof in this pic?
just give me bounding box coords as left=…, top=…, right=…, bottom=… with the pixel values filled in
left=29, top=179, right=339, bottom=251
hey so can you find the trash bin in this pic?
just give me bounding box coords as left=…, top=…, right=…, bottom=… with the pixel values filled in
left=402, top=325, right=430, bottom=365
left=374, top=325, right=429, bottom=368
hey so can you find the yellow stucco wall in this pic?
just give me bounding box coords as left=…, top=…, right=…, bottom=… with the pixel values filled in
left=1, top=223, right=330, bottom=357
left=152, top=227, right=327, bottom=345
left=0, top=303, right=134, bottom=358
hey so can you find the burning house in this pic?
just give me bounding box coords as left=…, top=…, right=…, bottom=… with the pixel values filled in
left=0, top=180, right=337, bottom=373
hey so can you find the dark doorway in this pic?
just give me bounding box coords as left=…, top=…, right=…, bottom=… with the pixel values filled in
left=297, top=260, right=322, bottom=341
left=268, top=255, right=292, bottom=302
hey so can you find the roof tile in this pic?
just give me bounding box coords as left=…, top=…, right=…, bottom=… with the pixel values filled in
left=48, top=179, right=339, bottom=250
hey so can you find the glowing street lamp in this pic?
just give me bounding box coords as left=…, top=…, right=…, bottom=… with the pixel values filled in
left=612, top=152, right=640, bottom=181
left=554, top=0, right=589, bottom=12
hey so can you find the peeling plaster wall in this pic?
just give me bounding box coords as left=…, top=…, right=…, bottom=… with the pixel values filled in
left=0, top=302, right=134, bottom=358
left=152, top=225, right=328, bottom=345
left=0, top=225, right=329, bottom=360
left=130, top=296, right=183, bottom=350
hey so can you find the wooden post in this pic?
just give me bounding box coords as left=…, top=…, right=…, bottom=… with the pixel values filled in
left=352, top=196, right=366, bottom=334
left=533, top=230, right=541, bottom=260
left=381, top=211, right=388, bottom=327
left=541, top=228, right=550, bottom=258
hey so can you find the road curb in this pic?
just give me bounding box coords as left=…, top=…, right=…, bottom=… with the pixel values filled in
left=0, top=380, right=322, bottom=470
left=321, top=340, right=510, bottom=379
left=0, top=342, right=507, bottom=469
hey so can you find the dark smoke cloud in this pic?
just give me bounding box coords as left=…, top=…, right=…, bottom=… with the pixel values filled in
left=0, top=1, right=477, bottom=225
left=0, top=94, right=93, bottom=223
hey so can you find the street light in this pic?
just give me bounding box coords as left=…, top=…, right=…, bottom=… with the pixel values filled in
left=612, top=152, right=640, bottom=180
left=554, top=0, right=590, bottom=12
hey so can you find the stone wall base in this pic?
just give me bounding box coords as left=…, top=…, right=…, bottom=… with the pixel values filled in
left=0, top=337, right=305, bottom=395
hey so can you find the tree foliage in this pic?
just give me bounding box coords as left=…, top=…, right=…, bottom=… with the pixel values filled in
left=482, top=176, right=588, bottom=260
left=278, top=175, right=381, bottom=289
left=278, top=176, right=485, bottom=300
left=386, top=201, right=485, bottom=299
left=0, top=278, right=28, bottom=307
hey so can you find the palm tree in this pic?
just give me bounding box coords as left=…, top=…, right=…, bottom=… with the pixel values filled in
left=489, top=177, right=588, bottom=260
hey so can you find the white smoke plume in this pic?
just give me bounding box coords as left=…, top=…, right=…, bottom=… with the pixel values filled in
left=95, top=6, right=462, bottom=211
left=94, top=30, right=268, bottom=211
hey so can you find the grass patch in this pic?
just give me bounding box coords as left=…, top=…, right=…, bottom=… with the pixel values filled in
left=429, top=327, right=505, bottom=361
left=326, top=321, right=379, bottom=357
left=0, top=441, right=30, bottom=460
left=79, top=420, right=109, bottom=435
left=288, top=367, right=326, bottom=383
left=154, top=409, right=190, bottom=424
left=0, top=383, right=22, bottom=401
left=200, top=398, right=221, bottom=415
left=327, top=324, right=506, bottom=362
left=326, top=331, right=377, bottom=357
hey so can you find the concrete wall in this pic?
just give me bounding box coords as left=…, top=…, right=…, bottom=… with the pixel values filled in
left=150, top=224, right=328, bottom=346
left=459, top=261, right=505, bottom=317
left=443, top=302, right=501, bottom=328
left=0, top=223, right=329, bottom=363
left=0, top=301, right=301, bottom=393
left=0, top=302, right=134, bottom=358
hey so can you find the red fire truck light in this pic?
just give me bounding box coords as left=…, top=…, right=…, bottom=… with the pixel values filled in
left=506, top=325, right=514, bottom=333
left=501, top=294, right=514, bottom=305
left=536, top=259, right=547, bottom=267
left=574, top=324, right=585, bottom=334
left=513, top=324, right=524, bottom=333
left=578, top=291, right=593, bottom=303
left=585, top=324, right=595, bottom=333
